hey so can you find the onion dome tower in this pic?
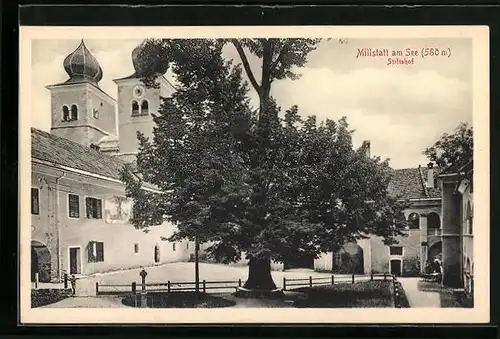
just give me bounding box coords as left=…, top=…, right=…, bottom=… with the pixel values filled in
left=112, top=39, right=175, bottom=164
left=46, top=39, right=117, bottom=147
left=63, top=39, right=103, bottom=85
left=130, top=39, right=169, bottom=78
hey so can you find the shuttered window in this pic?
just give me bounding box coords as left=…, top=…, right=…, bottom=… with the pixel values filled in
left=31, top=188, right=39, bottom=215
left=68, top=194, right=80, bottom=218
left=85, top=197, right=102, bottom=219
left=87, top=241, right=104, bottom=263
left=96, top=242, right=104, bottom=262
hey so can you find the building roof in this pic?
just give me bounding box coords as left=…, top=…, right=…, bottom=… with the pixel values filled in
left=32, top=127, right=441, bottom=200
left=32, top=128, right=127, bottom=181
left=387, top=166, right=441, bottom=200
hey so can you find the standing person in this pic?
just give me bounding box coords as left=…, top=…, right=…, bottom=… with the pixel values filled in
left=70, top=274, right=76, bottom=296
left=425, top=260, right=433, bottom=274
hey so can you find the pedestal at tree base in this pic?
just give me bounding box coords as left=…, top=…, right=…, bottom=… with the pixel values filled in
left=233, top=287, right=284, bottom=299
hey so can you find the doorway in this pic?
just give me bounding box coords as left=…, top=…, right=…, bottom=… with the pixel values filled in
left=154, top=245, right=160, bottom=263
left=390, top=259, right=402, bottom=276
left=31, top=240, right=51, bottom=282
left=69, top=247, right=81, bottom=275
left=333, top=243, right=365, bottom=274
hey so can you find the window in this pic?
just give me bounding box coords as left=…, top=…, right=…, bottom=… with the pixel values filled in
left=141, top=100, right=149, bottom=116
left=408, top=213, right=419, bottom=229
left=134, top=243, right=140, bottom=253
left=68, top=194, right=80, bottom=218
left=131, top=100, right=140, bottom=116
left=70, top=104, right=78, bottom=120
left=31, top=188, right=39, bottom=215
left=88, top=241, right=104, bottom=262
left=172, top=243, right=176, bottom=251
left=466, top=201, right=473, bottom=234
left=389, top=246, right=403, bottom=256
left=85, top=197, right=102, bottom=219
left=62, top=105, right=70, bottom=121
left=427, top=212, right=441, bottom=229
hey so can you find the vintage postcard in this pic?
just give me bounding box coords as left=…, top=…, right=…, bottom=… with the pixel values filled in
left=19, top=26, right=489, bottom=324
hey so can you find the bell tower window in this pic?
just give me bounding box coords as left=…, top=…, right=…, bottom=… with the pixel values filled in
left=62, top=105, right=70, bottom=121
left=131, top=100, right=140, bottom=116
left=141, top=100, right=149, bottom=116
left=70, top=104, right=78, bottom=120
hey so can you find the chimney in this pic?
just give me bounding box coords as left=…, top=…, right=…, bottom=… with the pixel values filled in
left=362, top=140, right=371, bottom=158
left=427, top=162, right=435, bottom=188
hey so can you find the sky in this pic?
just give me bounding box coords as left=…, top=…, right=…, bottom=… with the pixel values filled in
left=31, top=38, right=472, bottom=169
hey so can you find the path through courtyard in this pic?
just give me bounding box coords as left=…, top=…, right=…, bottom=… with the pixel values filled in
left=398, top=277, right=441, bottom=308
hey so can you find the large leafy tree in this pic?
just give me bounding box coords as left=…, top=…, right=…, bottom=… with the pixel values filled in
left=123, top=38, right=408, bottom=291
left=424, top=122, right=473, bottom=172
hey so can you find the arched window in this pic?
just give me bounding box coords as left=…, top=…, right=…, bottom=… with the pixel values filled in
left=141, top=100, right=149, bottom=116
left=62, top=105, right=69, bottom=121
left=427, top=212, right=441, bottom=229
left=70, top=104, right=78, bottom=120
left=131, top=100, right=140, bottom=116
left=408, top=213, right=420, bottom=229
left=466, top=201, right=473, bottom=234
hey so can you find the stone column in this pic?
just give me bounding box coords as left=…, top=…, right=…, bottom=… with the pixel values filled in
left=419, top=214, right=428, bottom=273
left=441, top=181, right=462, bottom=288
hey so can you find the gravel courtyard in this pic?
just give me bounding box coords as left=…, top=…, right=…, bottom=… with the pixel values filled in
left=85, top=262, right=360, bottom=288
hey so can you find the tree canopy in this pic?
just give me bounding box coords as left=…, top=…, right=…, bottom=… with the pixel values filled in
left=424, top=122, right=473, bottom=172
left=122, top=38, right=408, bottom=290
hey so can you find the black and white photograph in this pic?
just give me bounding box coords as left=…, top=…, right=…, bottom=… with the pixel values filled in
left=19, top=26, right=489, bottom=324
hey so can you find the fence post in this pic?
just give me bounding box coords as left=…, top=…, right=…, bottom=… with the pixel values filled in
left=352, top=274, right=355, bottom=284
left=202, top=280, right=206, bottom=293
left=95, top=282, right=99, bottom=294
left=167, top=281, right=171, bottom=293
left=132, top=282, right=137, bottom=294
left=64, top=273, right=68, bottom=289
left=238, top=279, right=242, bottom=287
left=331, top=275, right=334, bottom=285
left=309, top=276, right=313, bottom=287
left=283, top=277, right=286, bottom=291
left=370, top=272, right=373, bottom=281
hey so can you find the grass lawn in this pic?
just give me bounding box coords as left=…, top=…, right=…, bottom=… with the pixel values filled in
left=122, top=292, right=236, bottom=308
left=417, top=281, right=473, bottom=308
left=292, top=280, right=395, bottom=308
left=31, top=289, right=72, bottom=308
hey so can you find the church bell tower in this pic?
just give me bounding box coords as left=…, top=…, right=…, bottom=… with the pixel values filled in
left=113, top=39, right=175, bottom=164
left=46, top=40, right=117, bottom=147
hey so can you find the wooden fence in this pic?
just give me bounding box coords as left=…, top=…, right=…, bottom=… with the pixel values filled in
left=95, top=272, right=392, bottom=296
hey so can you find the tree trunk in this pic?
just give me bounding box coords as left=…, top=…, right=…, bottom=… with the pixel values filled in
left=258, top=39, right=273, bottom=136
left=243, top=257, right=277, bottom=290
